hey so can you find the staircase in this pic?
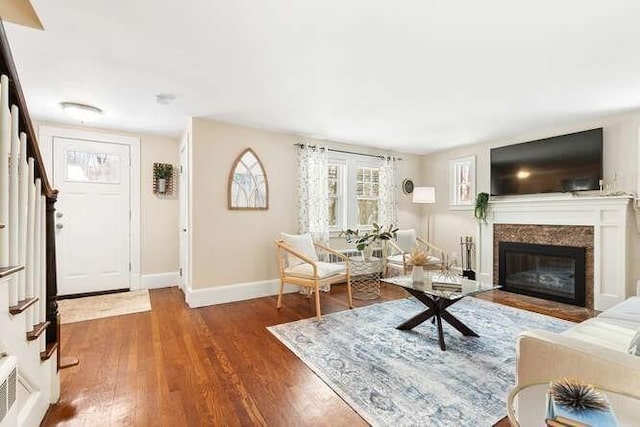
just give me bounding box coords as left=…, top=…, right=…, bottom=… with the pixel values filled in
left=0, top=19, right=60, bottom=427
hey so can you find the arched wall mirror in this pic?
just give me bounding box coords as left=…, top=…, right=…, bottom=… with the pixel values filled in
left=228, top=148, right=269, bottom=210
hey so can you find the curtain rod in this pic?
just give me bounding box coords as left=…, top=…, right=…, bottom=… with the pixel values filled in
left=293, top=143, right=402, bottom=160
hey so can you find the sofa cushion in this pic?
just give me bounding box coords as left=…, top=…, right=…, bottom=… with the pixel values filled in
left=561, top=318, right=638, bottom=352
left=280, top=233, right=318, bottom=267
left=284, top=261, right=346, bottom=279
left=629, top=328, right=640, bottom=356
left=598, top=296, right=640, bottom=324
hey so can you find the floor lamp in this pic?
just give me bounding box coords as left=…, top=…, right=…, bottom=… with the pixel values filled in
left=412, top=187, right=435, bottom=241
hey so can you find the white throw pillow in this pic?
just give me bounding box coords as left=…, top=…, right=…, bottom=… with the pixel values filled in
left=629, top=328, right=640, bottom=356
left=396, top=229, right=418, bottom=253
left=280, top=233, right=318, bottom=267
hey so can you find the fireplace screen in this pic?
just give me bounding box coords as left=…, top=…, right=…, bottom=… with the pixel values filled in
left=499, top=242, right=586, bottom=306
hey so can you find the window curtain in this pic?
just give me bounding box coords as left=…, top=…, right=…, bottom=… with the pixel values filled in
left=378, top=156, right=399, bottom=228
left=297, top=144, right=330, bottom=244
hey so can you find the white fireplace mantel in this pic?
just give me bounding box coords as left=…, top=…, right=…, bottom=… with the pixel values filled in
left=478, top=195, right=633, bottom=311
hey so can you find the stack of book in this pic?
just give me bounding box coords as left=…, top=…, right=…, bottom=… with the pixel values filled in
left=545, top=388, right=619, bottom=427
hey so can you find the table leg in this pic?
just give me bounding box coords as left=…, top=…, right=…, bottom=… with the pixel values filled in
left=435, top=313, right=446, bottom=350
left=440, top=310, right=479, bottom=337
left=397, top=309, right=435, bottom=330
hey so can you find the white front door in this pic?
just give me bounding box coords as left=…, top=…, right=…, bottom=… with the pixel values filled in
left=53, top=137, right=131, bottom=295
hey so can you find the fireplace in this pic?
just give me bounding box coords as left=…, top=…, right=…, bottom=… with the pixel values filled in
left=498, top=241, right=586, bottom=307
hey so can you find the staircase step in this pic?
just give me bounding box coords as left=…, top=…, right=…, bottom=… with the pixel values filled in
left=40, top=342, right=58, bottom=362
left=9, top=296, right=38, bottom=315
left=0, top=265, right=24, bottom=278
left=26, top=321, right=50, bottom=341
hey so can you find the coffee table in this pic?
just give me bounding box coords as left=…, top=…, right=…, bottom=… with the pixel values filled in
left=382, top=273, right=501, bottom=350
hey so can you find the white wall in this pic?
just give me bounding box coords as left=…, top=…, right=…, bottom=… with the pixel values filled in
left=422, top=109, right=640, bottom=284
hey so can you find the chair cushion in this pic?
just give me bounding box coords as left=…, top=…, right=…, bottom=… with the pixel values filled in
left=284, top=262, right=346, bottom=279
left=386, top=254, right=441, bottom=265
left=396, top=229, right=418, bottom=253
left=629, top=328, right=640, bottom=356
left=598, top=296, right=640, bottom=325
left=561, top=318, right=638, bottom=352
left=280, top=233, right=318, bottom=267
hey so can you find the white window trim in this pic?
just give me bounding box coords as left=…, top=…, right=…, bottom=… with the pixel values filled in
left=328, top=160, right=347, bottom=235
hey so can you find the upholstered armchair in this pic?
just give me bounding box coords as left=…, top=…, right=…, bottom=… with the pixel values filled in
left=384, top=229, right=445, bottom=276
left=275, top=233, right=352, bottom=320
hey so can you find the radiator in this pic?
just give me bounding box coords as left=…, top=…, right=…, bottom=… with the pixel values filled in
left=0, top=355, right=17, bottom=424
left=325, top=248, right=384, bottom=263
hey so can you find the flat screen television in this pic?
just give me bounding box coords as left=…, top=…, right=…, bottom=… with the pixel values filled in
left=490, top=128, right=603, bottom=196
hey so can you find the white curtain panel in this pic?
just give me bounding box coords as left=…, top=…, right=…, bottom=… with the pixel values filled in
left=297, top=144, right=330, bottom=244
left=378, top=156, right=399, bottom=228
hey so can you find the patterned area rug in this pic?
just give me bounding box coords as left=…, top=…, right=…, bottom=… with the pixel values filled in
left=268, top=297, right=572, bottom=426
left=58, top=290, right=151, bottom=324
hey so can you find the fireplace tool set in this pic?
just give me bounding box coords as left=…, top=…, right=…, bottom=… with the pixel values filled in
left=460, top=236, right=476, bottom=280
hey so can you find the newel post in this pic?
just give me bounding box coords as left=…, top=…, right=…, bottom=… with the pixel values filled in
left=45, top=192, right=59, bottom=367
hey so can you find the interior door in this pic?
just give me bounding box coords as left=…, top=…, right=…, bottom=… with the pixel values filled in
left=53, top=137, right=131, bottom=295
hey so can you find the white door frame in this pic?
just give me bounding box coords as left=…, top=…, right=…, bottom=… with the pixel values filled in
left=179, top=130, right=191, bottom=292
left=38, top=125, right=142, bottom=290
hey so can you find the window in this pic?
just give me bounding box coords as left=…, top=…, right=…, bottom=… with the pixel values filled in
left=328, top=164, right=342, bottom=228
left=327, top=156, right=380, bottom=233
left=356, top=166, right=379, bottom=226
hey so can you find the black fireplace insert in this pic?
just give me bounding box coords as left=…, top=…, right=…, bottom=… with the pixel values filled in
left=498, top=241, right=586, bottom=307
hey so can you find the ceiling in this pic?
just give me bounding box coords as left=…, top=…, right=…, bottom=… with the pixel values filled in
left=5, top=0, right=640, bottom=154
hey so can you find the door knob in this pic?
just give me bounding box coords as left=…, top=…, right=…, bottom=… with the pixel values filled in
left=56, top=223, right=64, bottom=229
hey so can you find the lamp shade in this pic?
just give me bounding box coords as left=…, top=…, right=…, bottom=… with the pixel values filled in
left=412, top=186, right=435, bottom=204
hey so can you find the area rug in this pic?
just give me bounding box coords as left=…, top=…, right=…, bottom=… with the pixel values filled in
left=58, top=290, right=151, bottom=324
left=268, top=297, right=572, bottom=426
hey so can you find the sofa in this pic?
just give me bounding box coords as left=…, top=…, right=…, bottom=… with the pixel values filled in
left=514, top=296, right=640, bottom=426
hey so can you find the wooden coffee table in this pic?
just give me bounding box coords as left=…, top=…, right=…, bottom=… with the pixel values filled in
left=382, top=273, right=501, bottom=350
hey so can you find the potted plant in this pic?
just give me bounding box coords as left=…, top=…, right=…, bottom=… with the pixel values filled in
left=341, top=223, right=398, bottom=261
left=474, top=192, right=490, bottom=223
left=408, top=246, right=429, bottom=283
left=154, top=163, right=173, bottom=194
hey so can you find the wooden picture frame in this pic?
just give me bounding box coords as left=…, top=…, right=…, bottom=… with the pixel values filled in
left=449, top=156, right=475, bottom=207
left=228, top=148, right=269, bottom=210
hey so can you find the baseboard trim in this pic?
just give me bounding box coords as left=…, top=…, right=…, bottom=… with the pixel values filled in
left=141, top=272, right=180, bottom=289
left=185, top=279, right=298, bottom=308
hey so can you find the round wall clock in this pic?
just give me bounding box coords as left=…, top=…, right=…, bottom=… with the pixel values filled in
left=402, top=178, right=414, bottom=195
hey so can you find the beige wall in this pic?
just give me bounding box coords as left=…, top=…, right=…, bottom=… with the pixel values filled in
left=189, top=118, right=422, bottom=289
left=36, top=121, right=180, bottom=275
left=421, top=109, right=640, bottom=283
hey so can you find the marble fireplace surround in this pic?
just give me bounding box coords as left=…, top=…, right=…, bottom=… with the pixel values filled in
left=478, top=195, right=632, bottom=311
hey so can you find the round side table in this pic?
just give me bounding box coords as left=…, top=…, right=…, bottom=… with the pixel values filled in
left=349, top=256, right=382, bottom=300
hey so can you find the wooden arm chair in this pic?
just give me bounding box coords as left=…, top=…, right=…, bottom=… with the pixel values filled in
left=384, top=229, right=445, bottom=277
left=275, top=233, right=352, bottom=320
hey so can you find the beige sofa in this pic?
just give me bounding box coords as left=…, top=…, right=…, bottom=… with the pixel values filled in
left=514, top=296, right=640, bottom=425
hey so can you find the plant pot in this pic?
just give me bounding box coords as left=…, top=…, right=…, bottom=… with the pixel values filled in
left=157, top=178, right=167, bottom=194
left=362, top=246, right=373, bottom=261
left=411, top=265, right=424, bottom=283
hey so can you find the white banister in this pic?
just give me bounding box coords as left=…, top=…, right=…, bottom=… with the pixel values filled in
left=25, top=159, right=35, bottom=306
left=0, top=75, right=9, bottom=267
left=8, top=105, right=19, bottom=306
left=40, top=194, right=46, bottom=324
left=17, top=132, right=27, bottom=303
left=33, top=178, right=41, bottom=328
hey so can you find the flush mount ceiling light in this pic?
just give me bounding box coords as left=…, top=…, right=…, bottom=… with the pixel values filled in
left=60, top=102, right=103, bottom=122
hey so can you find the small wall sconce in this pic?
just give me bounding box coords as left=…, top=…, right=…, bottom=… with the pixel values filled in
left=153, top=163, right=174, bottom=195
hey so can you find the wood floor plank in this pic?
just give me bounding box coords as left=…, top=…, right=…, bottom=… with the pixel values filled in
left=42, top=282, right=590, bottom=426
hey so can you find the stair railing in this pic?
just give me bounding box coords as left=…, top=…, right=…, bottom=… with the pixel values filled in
left=0, top=19, right=59, bottom=363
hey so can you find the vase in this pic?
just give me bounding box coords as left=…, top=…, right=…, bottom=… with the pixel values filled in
left=157, top=178, right=167, bottom=194
left=362, top=246, right=373, bottom=261
left=411, top=265, right=424, bottom=283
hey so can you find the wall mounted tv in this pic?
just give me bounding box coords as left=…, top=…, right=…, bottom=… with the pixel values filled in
left=490, top=128, right=603, bottom=196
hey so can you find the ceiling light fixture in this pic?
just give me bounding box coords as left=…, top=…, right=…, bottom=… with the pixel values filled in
left=60, top=102, right=103, bottom=123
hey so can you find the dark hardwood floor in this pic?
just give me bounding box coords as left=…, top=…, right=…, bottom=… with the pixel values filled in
left=42, top=284, right=592, bottom=426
